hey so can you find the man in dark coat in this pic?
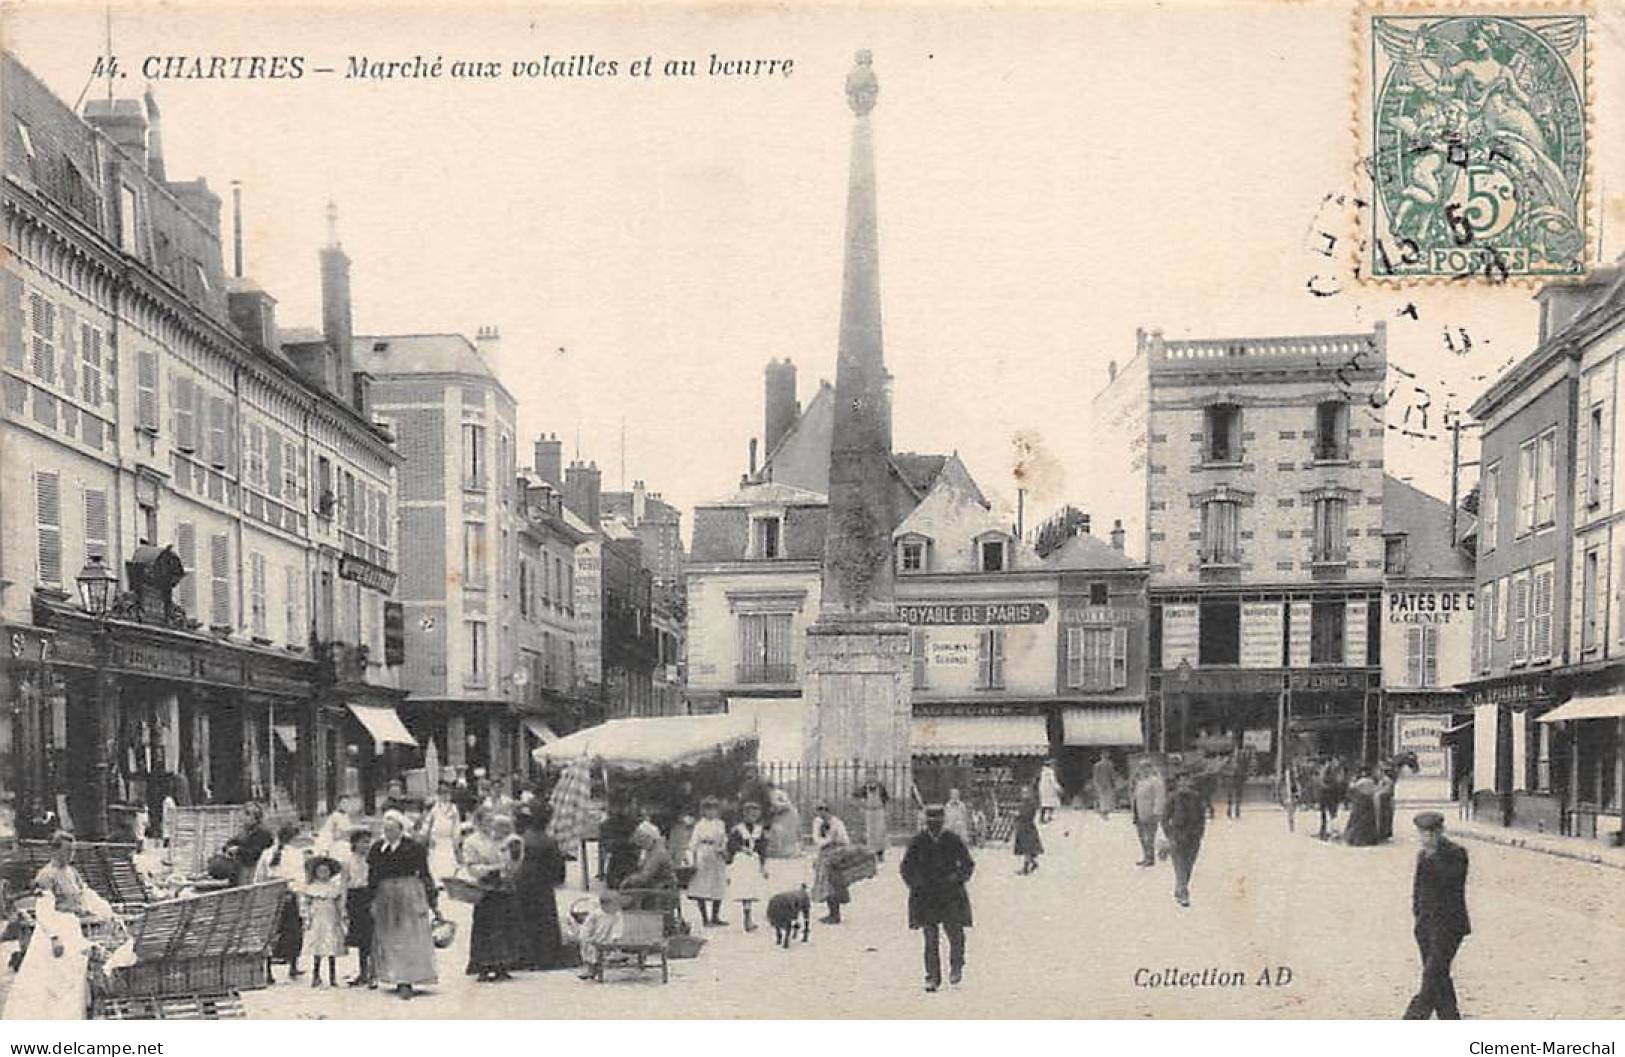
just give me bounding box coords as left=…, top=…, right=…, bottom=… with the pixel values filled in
left=1162, top=771, right=1207, bottom=907
left=900, top=805, right=975, bottom=992
left=1403, top=811, right=1470, bottom=1019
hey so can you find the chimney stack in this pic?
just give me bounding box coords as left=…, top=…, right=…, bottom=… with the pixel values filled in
left=83, top=98, right=147, bottom=173
left=143, top=88, right=166, bottom=181
left=533, top=433, right=564, bottom=489
left=1110, top=519, right=1125, bottom=551
left=564, top=460, right=602, bottom=530
left=231, top=181, right=244, bottom=278
left=475, top=325, right=501, bottom=373
left=748, top=438, right=758, bottom=477
left=1107, top=359, right=1117, bottom=382
left=320, top=201, right=354, bottom=403
left=632, top=479, right=647, bottom=525
left=764, top=358, right=798, bottom=456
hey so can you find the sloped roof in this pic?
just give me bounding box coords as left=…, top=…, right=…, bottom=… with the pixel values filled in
left=892, top=453, right=946, bottom=498
left=1041, top=532, right=1143, bottom=572
left=894, top=471, right=1008, bottom=542
left=702, top=480, right=828, bottom=509
left=354, top=333, right=499, bottom=381
left=1383, top=475, right=1474, bottom=579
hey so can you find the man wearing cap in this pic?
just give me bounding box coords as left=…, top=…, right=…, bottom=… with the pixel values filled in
left=1162, top=770, right=1207, bottom=907
left=1403, top=811, right=1470, bottom=1019
left=901, top=805, right=976, bottom=992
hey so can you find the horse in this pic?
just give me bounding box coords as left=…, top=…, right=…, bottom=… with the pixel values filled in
left=1314, top=757, right=1350, bottom=840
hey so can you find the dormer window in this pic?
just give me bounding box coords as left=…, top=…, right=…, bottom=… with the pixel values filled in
left=900, top=541, right=924, bottom=572
left=979, top=538, right=1007, bottom=573
left=752, top=516, right=782, bottom=559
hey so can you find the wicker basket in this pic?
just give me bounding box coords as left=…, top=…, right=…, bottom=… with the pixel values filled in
left=441, top=876, right=486, bottom=905
left=91, top=880, right=285, bottom=998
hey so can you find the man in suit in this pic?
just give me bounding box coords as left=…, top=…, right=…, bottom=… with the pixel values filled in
left=1403, top=811, right=1470, bottom=1019
left=1130, top=762, right=1167, bottom=867
left=1162, top=771, right=1207, bottom=907
left=900, top=804, right=976, bottom=992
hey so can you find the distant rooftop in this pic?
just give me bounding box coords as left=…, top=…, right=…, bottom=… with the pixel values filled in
left=355, top=333, right=500, bottom=383
left=1144, top=324, right=1386, bottom=376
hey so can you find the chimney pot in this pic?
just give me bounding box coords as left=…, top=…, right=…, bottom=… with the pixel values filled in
left=1110, top=519, right=1125, bottom=551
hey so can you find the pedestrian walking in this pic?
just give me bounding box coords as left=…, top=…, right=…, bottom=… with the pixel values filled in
left=1130, top=762, right=1166, bottom=867
left=1225, top=751, right=1248, bottom=819
left=1037, top=762, right=1062, bottom=824
left=686, top=796, right=730, bottom=926
left=855, top=770, right=893, bottom=861
left=1375, top=767, right=1397, bottom=842
left=900, top=805, right=975, bottom=993
left=1403, top=811, right=1470, bottom=1020
left=1162, top=771, right=1206, bottom=907
left=1092, top=754, right=1117, bottom=819
left=1013, top=786, right=1043, bottom=875
left=367, top=809, right=440, bottom=1000
left=1278, top=764, right=1300, bottom=834
left=424, top=783, right=463, bottom=882
left=811, top=803, right=853, bottom=923
left=942, top=788, right=971, bottom=843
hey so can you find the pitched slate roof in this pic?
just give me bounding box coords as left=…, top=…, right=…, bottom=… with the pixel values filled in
left=1041, top=532, right=1143, bottom=572
left=1382, top=475, right=1474, bottom=579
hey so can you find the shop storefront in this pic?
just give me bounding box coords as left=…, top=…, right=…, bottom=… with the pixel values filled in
left=1461, top=674, right=1563, bottom=831
left=910, top=703, right=1050, bottom=805
left=1534, top=681, right=1624, bottom=843
left=1384, top=692, right=1463, bottom=803
left=7, top=596, right=316, bottom=840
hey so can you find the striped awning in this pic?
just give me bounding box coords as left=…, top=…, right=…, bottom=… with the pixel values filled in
left=1061, top=706, right=1144, bottom=747
left=347, top=704, right=418, bottom=749
left=911, top=715, right=1049, bottom=757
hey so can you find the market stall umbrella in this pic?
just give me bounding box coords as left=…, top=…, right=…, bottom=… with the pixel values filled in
left=532, top=714, right=759, bottom=771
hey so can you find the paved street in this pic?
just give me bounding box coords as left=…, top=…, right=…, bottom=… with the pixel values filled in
left=238, top=807, right=1625, bottom=1019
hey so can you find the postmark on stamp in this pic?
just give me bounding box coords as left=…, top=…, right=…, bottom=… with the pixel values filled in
left=1360, top=8, right=1591, bottom=282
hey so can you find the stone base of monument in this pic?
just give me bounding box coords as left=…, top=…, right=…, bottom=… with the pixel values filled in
left=800, top=619, right=913, bottom=772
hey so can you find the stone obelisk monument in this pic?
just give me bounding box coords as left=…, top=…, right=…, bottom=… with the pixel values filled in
left=802, top=51, right=913, bottom=775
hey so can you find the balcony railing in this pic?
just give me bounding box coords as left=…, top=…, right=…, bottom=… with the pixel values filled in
left=736, top=662, right=797, bottom=685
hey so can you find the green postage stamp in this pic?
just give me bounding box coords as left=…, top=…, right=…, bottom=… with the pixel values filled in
left=1362, top=7, right=1591, bottom=281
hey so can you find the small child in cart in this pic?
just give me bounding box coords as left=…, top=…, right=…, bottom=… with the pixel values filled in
left=573, top=891, right=624, bottom=980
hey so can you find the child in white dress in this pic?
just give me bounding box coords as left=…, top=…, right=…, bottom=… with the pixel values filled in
left=301, top=856, right=347, bottom=988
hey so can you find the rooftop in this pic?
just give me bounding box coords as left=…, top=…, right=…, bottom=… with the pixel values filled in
left=1382, top=476, right=1474, bottom=580
left=1041, top=532, right=1143, bottom=573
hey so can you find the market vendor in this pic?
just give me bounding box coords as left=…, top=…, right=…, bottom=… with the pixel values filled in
left=619, top=823, right=677, bottom=891
left=223, top=803, right=274, bottom=887
left=2, top=833, right=119, bottom=1020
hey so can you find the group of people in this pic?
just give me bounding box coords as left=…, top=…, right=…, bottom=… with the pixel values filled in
left=1128, top=761, right=1208, bottom=907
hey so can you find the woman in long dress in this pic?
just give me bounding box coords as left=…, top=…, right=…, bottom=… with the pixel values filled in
left=685, top=797, right=729, bottom=926
left=313, top=796, right=356, bottom=856
left=513, top=806, right=568, bottom=970
left=366, top=810, right=439, bottom=1000
left=254, top=823, right=306, bottom=981
left=462, top=812, right=522, bottom=982
left=1013, top=786, right=1044, bottom=875
left=854, top=772, right=891, bottom=862
left=1343, top=771, right=1380, bottom=847
left=726, top=801, right=770, bottom=932
left=424, top=784, right=462, bottom=882
left=810, top=804, right=852, bottom=924
left=2, top=833, right=117, bottom=1020
left=766, top=787, right=803, bottom=860
left=1037, top=763, right=1062, bottom=824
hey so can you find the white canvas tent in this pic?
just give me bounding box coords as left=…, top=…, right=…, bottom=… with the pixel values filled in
left=532, top=713, right=759, bottom=771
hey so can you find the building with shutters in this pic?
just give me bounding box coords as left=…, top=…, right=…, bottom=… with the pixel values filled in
left=357, top=330, right=533, bottom=793
left=512, top=471, right=592, bottom=761
left=0, top=52, right=403, bottom=836
left=1461, top=264, right=1624, bottom=843
left=1096, top=324, right=1389, bottom=775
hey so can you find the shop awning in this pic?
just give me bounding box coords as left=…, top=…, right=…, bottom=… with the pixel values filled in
left=1062, top=706, right=1144, bottom=747
left=1537, top=693, right=1625, bottom=723
left=347, top=704, right=418, bottom=748
left=911, top=714, right=1049, bottom=757
left=533, top=713, right=758, bottom=770
left=523, top=718, right=560, bottom=744
left=272, top=724, right=299, bottom=753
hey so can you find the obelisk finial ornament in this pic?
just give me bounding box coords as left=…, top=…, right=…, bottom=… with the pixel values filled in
left=846, top=49, right=878, bottom=116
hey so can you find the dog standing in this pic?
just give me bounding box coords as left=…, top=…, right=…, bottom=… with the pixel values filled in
left=765, top=884, right=811, bottom=948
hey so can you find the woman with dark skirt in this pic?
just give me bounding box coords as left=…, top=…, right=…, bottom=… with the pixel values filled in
left=513, top=806, right=570, bottom=970
left=1013, top=786, right=1044, bottom=875
left=254, top=823, right=306, bottom=981
left=462, top=811, right=523, bottom=982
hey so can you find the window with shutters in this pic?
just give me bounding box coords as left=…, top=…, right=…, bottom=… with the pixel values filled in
left=266, top=432, right=282, bottom=498
left=463, top=522, right=487, bottom=588
left=206, top=396, right=227, bottom=467
left=737, top=612, right=793, bottom=683
left=173, top=376, right=196, bottom=452
left=518, top=559, right=530, bottom=618
left=175, top=522, right=196, bottom=614
left=1588, top=404, right=1605, bottom=508
left=209, top=534, right=230, bottom=629
left=1478, top=583, right=1494, bottom=674
left=912, top=629, right=928, bottom=689
left=245, top=424, right=263, bottom=490
left=465, top=620, right=488, bottom=686
left=1314, top=401, right=1349, bottom=461
left=751, top=517, right=782, bottom=559
left=462, top=424, right=485, bottom=491
left=1583, top=547, right=1601, bottom=651
left=136, top=350, right=158, bottom=433
left=1481, top=463, right=1499, bottom=552
left=83, top=487, right=108, bottom=563
left=29, top=291, right=55, bottom=385
left=1200, top=500, right=1240, bottom=565
left=1496, top=575, right=1510, bottom=640
left=344, top=472, right=357, bottom=533
left=284, top=566, right=301, bottom=645
left=1310, top=601, right=1345, bottom=664
left=1531, top=561, right=1555, bottom=662
left=58, top=309, right=75, bottom=399
left=315, top=456, right=333, bottom=517
left=1312, top=498, right=1348, bottom=564
left=250, top=552, right=267, bottom=637
left=1069, top=625, right=1122, bottom=690
left=976, top=628, right=1006, bottom=689
left=1511, top=571, right=1531, bottom=664
left=1406, top=625, right=1441, bottom=687
left=1384, top=536, right=1409, bottom=575
left=1517, top=439, right=1536, bottom=537
left=34, top=470, right=61, bottom=586
left=79, top=323, right=102, bottom=406
left=1204, top=404, right=1242, bottom=464
left=1535, top=430, right=1557, bottom=528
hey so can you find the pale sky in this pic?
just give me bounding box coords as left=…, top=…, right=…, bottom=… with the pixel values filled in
left=6, top=1, right=1622, bottom=542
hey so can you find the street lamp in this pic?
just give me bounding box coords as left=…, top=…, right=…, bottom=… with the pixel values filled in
left=75, top=556, right=119, bottom=618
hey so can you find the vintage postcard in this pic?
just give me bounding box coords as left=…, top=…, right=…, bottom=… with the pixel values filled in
left=0, top=0, right=1621, bottom=1028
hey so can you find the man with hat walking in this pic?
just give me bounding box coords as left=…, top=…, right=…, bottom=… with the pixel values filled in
left=1163, top=770, right=1207, bottom=907
left=900, top=804, right=976, bottom=992
left=1404, top=811, right=1470, bottom=1019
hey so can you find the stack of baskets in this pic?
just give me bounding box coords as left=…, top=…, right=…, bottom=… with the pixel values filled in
left=165, top=806, right=247, bottom=878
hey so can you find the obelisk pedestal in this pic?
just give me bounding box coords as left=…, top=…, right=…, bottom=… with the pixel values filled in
left=801, top=51, right=913, bottom=779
